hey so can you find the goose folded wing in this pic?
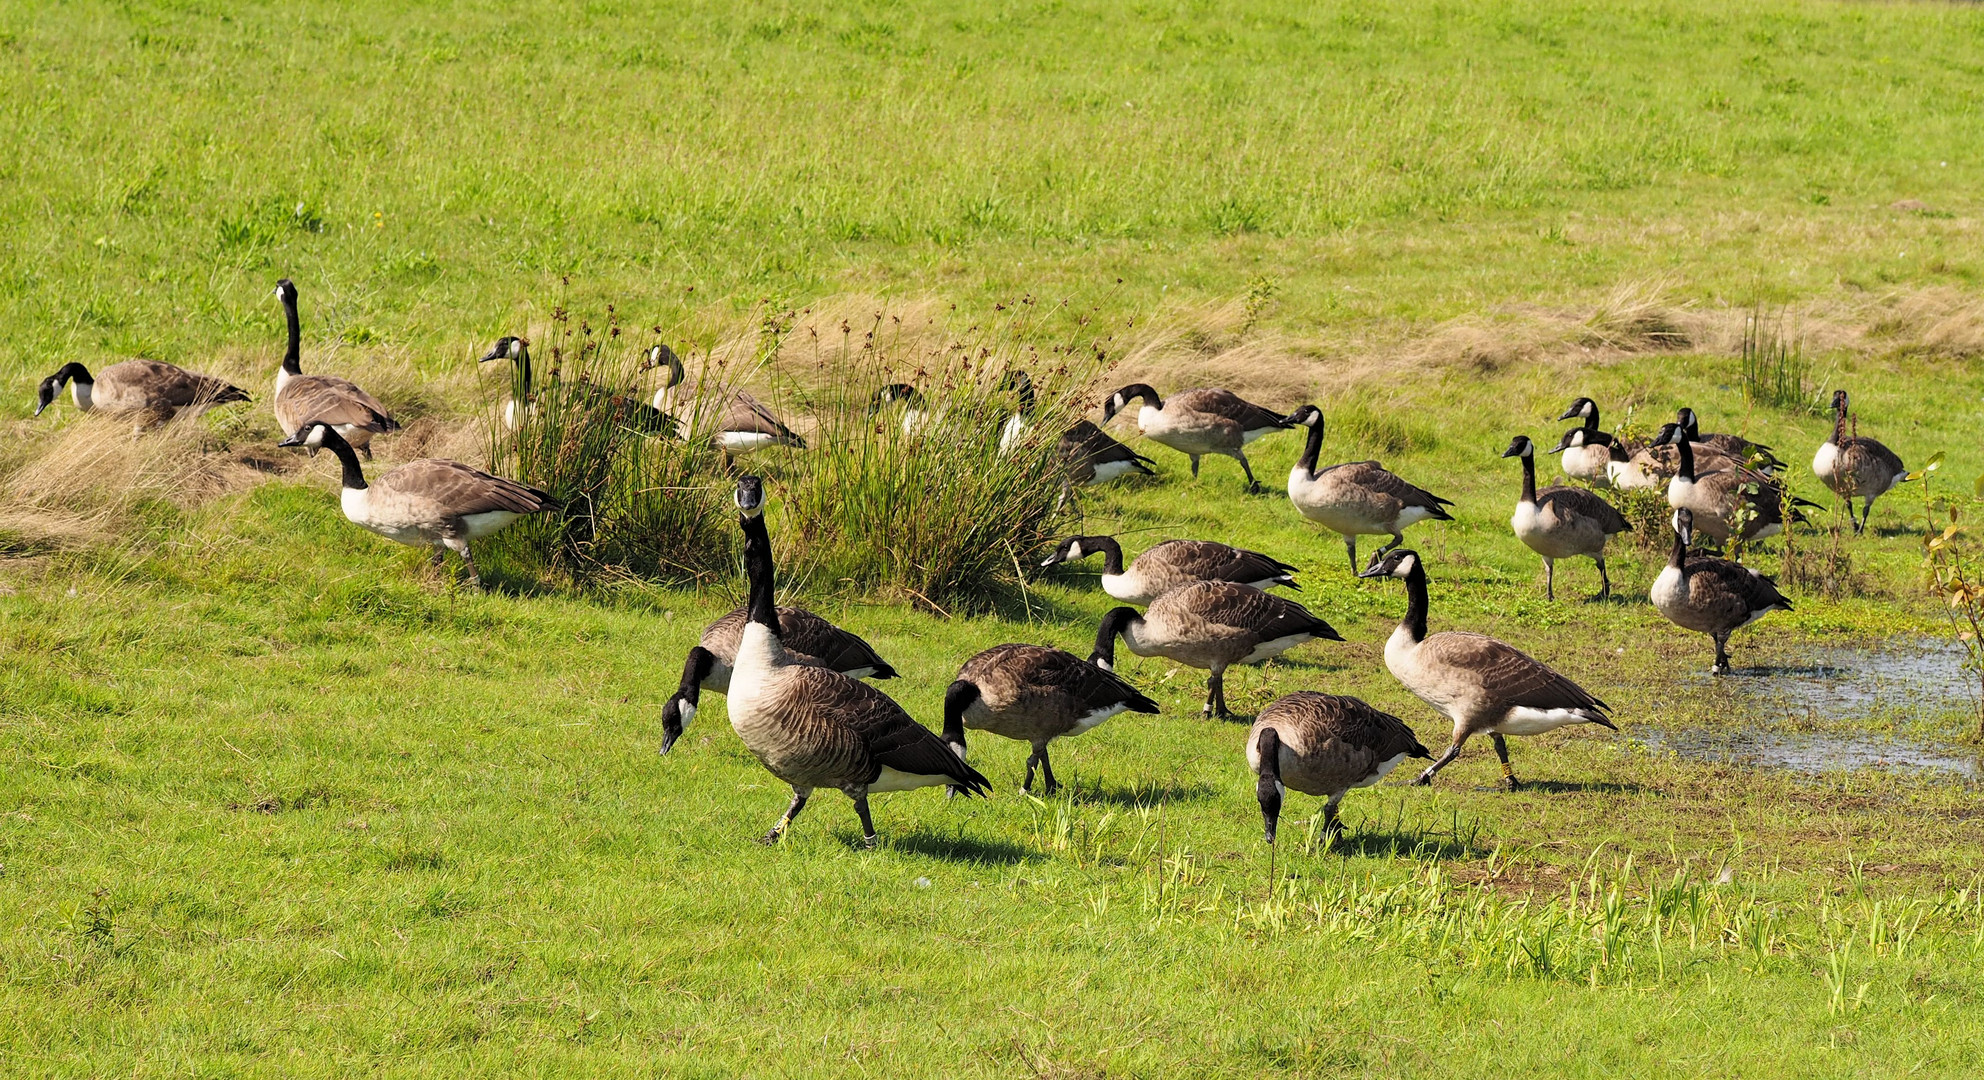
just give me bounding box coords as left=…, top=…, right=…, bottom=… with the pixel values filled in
left=1030, top=647, right=1161, bottom=713
left=1336, top=462, right=1455, bottom=511
left=795, top=669, right=991, bottom=793
left=1327, top=696, right=1431, bottom=758
left=1172, top=540, right=1298, bottom=580
left=1539, top=487, right=1630, bottom=532
left=1845, top=438, right=1905, bottom=477
left=724, top=392, right=797, bottom=436
left=1197, top=585, right=1335, bottom=640
left=788, top=615, right=895, bottom=677
left=121, top=360, right=247, bottom=406
left=1061, top=420, right=1152, bottom=462
left=282, top=375, right=397, bottom=432
left=379, top=460, right=553, bottom=515
left=1430, top=632, right=1609, bottom=717
left=1170, top=388, right=1286, bottom=429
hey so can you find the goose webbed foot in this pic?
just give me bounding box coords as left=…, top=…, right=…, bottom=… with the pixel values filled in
left=1492, top=734, right=1520, bottom=792
left=762, top=790, right=809, bottom=845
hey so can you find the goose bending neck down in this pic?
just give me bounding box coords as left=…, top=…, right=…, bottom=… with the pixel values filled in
left=277, top=420, right=552, bottom=588
left=1358, top=548, right=1615, bottom=789
left=726, top=476, right=989, bottom=847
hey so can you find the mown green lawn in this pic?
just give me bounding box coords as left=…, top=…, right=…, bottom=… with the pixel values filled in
left=3, top=0, right=1984, bottom=1076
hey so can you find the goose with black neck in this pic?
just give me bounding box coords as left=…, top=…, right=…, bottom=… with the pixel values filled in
left=1503, top=434, right=1630, bottom=600
left=270, top=279, right=398, bottom=459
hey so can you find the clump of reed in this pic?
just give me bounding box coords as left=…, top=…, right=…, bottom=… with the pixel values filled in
left=482, top=296, right=1104, bottom=608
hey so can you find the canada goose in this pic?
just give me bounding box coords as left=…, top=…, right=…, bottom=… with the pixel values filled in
left=1502, top=434, right=1631, bottom=600
left=1551, top=398, right=1629, bottom=486
left=725, top=475, right=991, bottom=846
left=869, top=382, right=938, bottom=435
left=35, top=360, right=249, bottom=425
left=1101, top=383, right=1291, bottom=492
left=1651, top=509, right=1793, bottom=674
left=1813, top=390, right=1907, bottom=534
left=1060, top=419, right=1155, bottom=484
left=276, top=420, right=553, bottom=588
left=1090, top=582, right=1341, bottom=719
left=1248, top=692, right=1430, bottom=843
left=1658, top=423, right=1810, bottom=546
left=478, top=336, right=675, bottom=435
left=1039, top=535, right=1299, bottom=605
left=659, top=606, right=897, bottom=755
left=1358, top=548, right=1615, bottom=790
left=941, top=644, right=1159, bottom=794
left=1604, top=426, right=1746, bottom=491
left=1677, top=407, right=1783, bottom=472
left=646, top=344, right=686, bottom=412
left=270, top=279, right=398, bottom=460
left=996, top=370, right=1035, bottom=454
left=1283, top=405, right=1454, bottom=571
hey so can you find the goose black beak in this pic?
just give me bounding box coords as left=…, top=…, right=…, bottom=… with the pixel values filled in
left=1556, top=406, right=1580, bottom=421
left=276, top=432, right=305, bottom=448
left=477, top=348, right=504, bottom=364
left=1354, top=563, right=1386, bottom=579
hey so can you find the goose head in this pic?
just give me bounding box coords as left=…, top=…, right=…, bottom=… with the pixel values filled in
left=646, top=344, right=686, bottom=390
left=1356, top=547, right=1420, bottom=581
left=1501, top=434, right=1535, bottom=459
left=34, top=363, right=91, bottom=417
left=1675, top=407, right=1702, bottom=437
left=867, top=383, right=923, bottom=413
left=1831, top=388, right=1849, bottom=416
left=272, top=279, right=298, bottom=306
left=277, top=419, right=344, bottom=452
left=735, top=474, right=765, bottom=519
left=1653, top=422, right=1686, bottom=447
left=1558, top=397, right=1597, bottom=422
left=1672, top=508, right=1695, bottom=546
left=1038, top=536, right=1100, bottom=568
left=659, top=694, right=692, bottom=756
left=1100, top=384, right=1158, bottom=424
left=1549, top=428, right=1586, bottom=454
left=478, top=336, right=528, bottom=366
left=1284, top=404, right=1324, bottom=429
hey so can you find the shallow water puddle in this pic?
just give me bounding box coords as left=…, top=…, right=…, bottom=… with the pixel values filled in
left=1639, top=638, right=1983, bottom=779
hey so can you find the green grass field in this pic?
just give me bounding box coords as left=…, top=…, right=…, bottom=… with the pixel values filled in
left=5, top=0, right=1984, bottom=1076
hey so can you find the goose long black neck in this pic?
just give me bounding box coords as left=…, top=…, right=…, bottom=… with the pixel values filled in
left=1089, top=536, right=1125, bottom=576
left=513, top=350, right=533, bottom=403
left=1091, top=606, right=1140, bottom=669
left=319, top=431, right=368, bottom=491
left=1831, top=402, right=1851, bottom=446
left=1400, top=562, right=1430, bottom=643
left=741, top=512, right=779, bottom=633
left=281, top=292, right=302, bottom=375
left=1009, top=372, right=1036, bottom=417
left=1673, top=435, right=1696, bottom=482
left=1296, top=418, right=1326, bottom=477
left=1581, top=405, right=1600, bottom=433
left=57, top=362, right=92, bottom=387
left=1518, top=450, right=1538, bottom=505
left=1669, top=520, right=1689, bottom=571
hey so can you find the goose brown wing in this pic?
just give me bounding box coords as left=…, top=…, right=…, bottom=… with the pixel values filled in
left=1060, top=420, right=1152, bottom=465
left=1151, top=540, right=1298, bottom=582
left=1537, top=486, right=1630, bottom=533
left=787, top=668, right=991, bottom=794
left=279, top=374, right=397, bottom=432
left=1842, top=436, right=1905, bottom=478
left=108, top=359, right=249, bottom=407
left=1423, top=631, right=1609, bottom=716
left=376, top=459, right=553, bottom=515
left=1168, top=387, right=1287, bottom=431
left=1174, top=582, right=1337, bottom=641
left=1273, top=692, right=1429, bottom=760
left=975, top=645, right=1161, bottom=714
left=724, top=391, right=798, bottom=437
left=1690, top=557, right=1793, bottom=614
left=1324, top=461, right=1456, bottom=515
left=779, top=609, right=897, bottom=677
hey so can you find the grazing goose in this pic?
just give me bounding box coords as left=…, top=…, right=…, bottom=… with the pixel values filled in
left=1101, top=383, right=1291, bottom=492
left=1503, top=434, right=1631, bottom=600
left=270, top=279, right=398, bottom=460
left=1812, top=389, right=1907, bottom=534
left=1060, top=419, right=1155, bottom=484
left=941, top=644, right=1160, bottom=794
left=1651, top=509, right=1793, bottom=675
left=1678, top=407, right=1783, bottom=472
left=479, top=336, right=675, bottom=435
left=1248, top=692, right=1430, bottom=843
left=659, top=606, right=897, bottom=755
left=35, top=360, right=249, bottom=425
left=1090, top=582, right=1341, bottom=719
left=1358, top=549, right=1615, bottom=790
left=1659, top=423, right=1810, bottom=546
left=725, top=475, right=991, bottom=846
left=1039, top=535, right=1299, bottom=605
left=1283, top=404, right=1454, bottom=572
left=277, top=421, right=553, bottom=588
left=1552, top=398, right=1629, bottom=486
left=869, top=382, right=939, bottom=435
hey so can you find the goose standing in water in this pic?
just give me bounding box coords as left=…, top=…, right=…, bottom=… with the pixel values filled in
left=1503, top=434, right=1630, bottom=600
left=270, top=279, right=398, bottom=459
left=1039, top=535, right=1299, bottom=605
left=1248, top=692, right=1429, bottom=843
left=1812, top=390, right=1907, bottom=534
left=1101, top=383, right=1291, bottom=492
left=942, top=644, right=1159, bottom=794
left=1283, top=404, right=1454, bottom=571
left=36, top=360, right=249, bottom=426
left=1650, top=509, right=1793, bottom=674
left=725, top=475, right=990, bottom=846
left=658, top=606, right=897, bottom=755
left=1359, top=548, right=1615, bottom=789
left=1090, top=582, right=1341, bottom=719
left=277, top=421, right=553, bottom=588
